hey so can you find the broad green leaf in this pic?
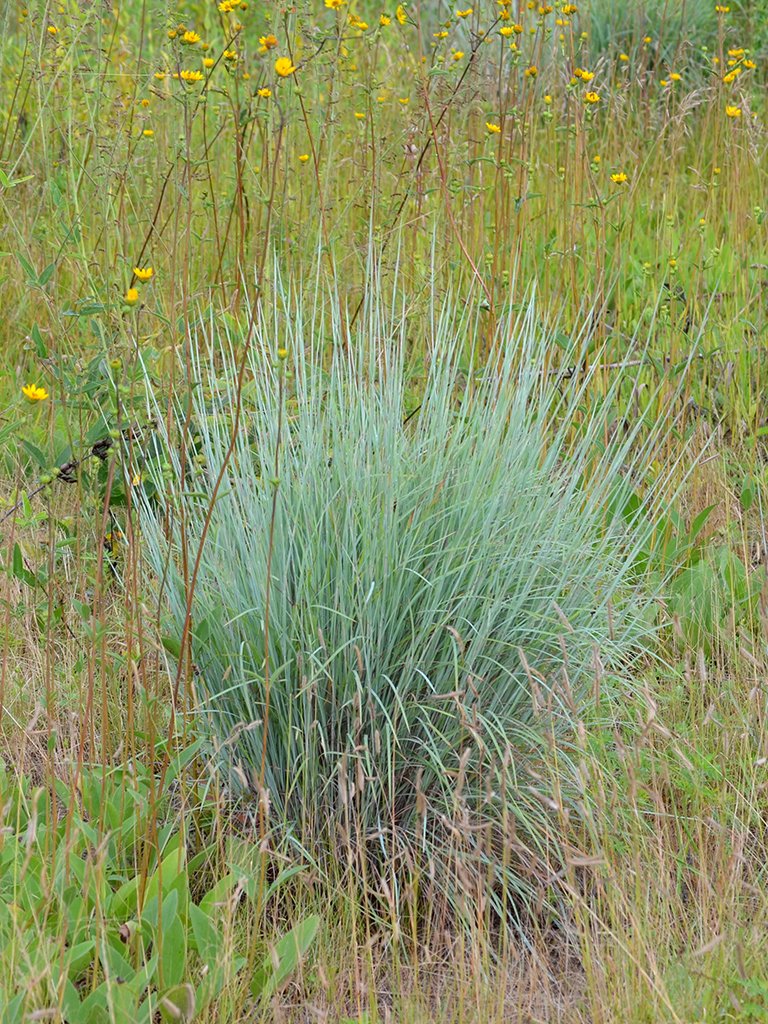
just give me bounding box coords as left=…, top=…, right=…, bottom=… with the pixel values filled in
left=250, top=914, right=320, bottom=1000
left=158, top=983, right=196, bottom=1022
left=189, top=903, right=222, bottom=964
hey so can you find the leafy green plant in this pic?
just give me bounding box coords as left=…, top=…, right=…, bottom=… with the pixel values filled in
left=141, top=290, right=686, bottom=924
left=0, top=759, right=318, bottom=1022
left=610, top=484, right=764, bottom=652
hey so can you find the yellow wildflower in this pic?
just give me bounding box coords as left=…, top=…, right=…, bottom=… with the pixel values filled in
left=22, top=383, right=49, bottom=402
left=380, top=13, right=391, bottom=24
left=257, top=87, right=271, bottom=98
left=182, top=30, right=201, bottom=44
left=133, top=267, right=153, bottom=282
left=275, top=56, right=296, bottom=77
left=611, top=172, right=628, bottom=183
left=396, top=4, right=407, bottom=24
left=725, top=105, right=741, bottom=117
left=125, top=288, right=139, bottom=305
left=584, top=91, right=600, bottom=103
left=486, top=121, right=501, bottom=133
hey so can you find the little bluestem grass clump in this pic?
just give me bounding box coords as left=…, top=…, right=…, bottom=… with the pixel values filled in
left=141, top=290, right=680, bottom=927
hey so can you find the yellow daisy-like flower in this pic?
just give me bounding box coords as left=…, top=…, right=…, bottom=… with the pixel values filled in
left=524, top=65, right=538, bottom=77
left=486, top=121, right=501, bottom=133
left=354, top=111, right=366, bottom=119
left=670, top=71, right=681, bottom=81
left=133, top=266, right=153, bottom=282
left=611, top=172, right=628, bottom=184
left=456, top=7, right=473, bottom=17
left=299, top=153, right=310, bottom=162
left=380, top=13, right=391, bottom=24
left=180, top=69, right=204, bottom=81
left=544, top=94, right=552, bottom=104
left=584, top=91, right=601, bottom=104
left=182, top=30, right=201, bottom=44
left=47, top=25, right=58, bottom=35
left=22, top=383, right=49, bottom=402
left=259, top=34, right=278, bottom=49
left=619, top=53, right=629, bottom=61
left=396, top=4, right=407, bottom=24
left=154, top=71, right=167, bottom=80
left=452, top=50, right=464, bottom=60
left=223, top=49, right=238, bottom=61
left=125, top=288, right=139, bottom=305
left=142, top=128, right=154, bottom=137
left=203, top=57, right=215, bottom=68
left=725, top=104, right=741, bottom=117
left=275, top=56, right=296, bottom=77
left=500, top=25, right=514, bottom=35
left=257, top=87, right=271, bottom=98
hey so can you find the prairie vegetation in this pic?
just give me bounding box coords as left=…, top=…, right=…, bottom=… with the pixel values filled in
left=0, top=0, right=766, bottom=1020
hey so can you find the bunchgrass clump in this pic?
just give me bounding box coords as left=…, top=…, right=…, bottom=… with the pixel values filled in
left=141, top=287, right=680, bottom=928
